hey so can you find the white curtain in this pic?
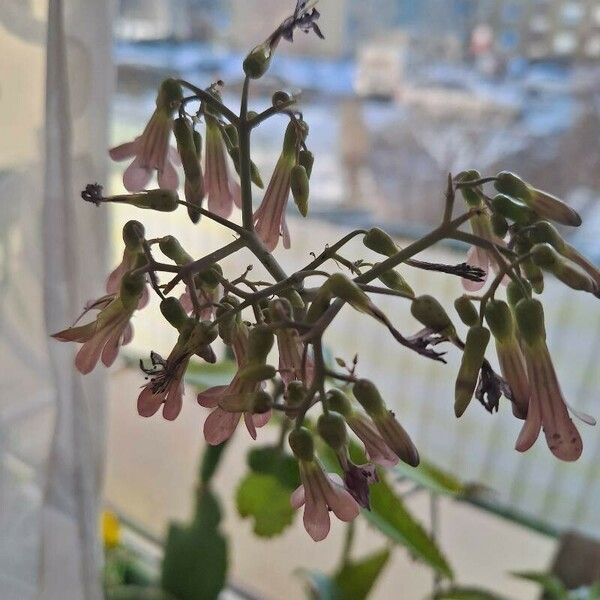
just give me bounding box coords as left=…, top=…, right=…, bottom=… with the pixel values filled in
left=0, top=1, right=113, bottom=598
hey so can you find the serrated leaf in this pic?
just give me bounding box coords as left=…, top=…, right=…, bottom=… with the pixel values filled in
left=247, top=446, right=300, bottom=489
left=512, top=572, right=568, bottom=600
left=364, top=479, right=453, bottom=579
left=161, top=489, right=227, bottom=600
left=394, top=460, right=465, bottom=497
left=236, top=473, right=295, bottom=537
left=334, top=548, right=391, bottom=600
left=432, top=587, right=510, bottom=600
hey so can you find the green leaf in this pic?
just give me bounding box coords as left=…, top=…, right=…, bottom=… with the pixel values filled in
left=199, top=441, right=228, bottom=485
left=247, top=446, right=300, bottom=489
left=297, top=570, right=342, bottom=600
left=184, top=359, right=237, bottom=390
left=394, top=460, right=465, bottom=497
left=334, top=548, right=391, bottom=600
left=105, top=587, right=175, bottom=600
left=161, top=489, right=228, bottom=600
left=236, top=473, right=295, bottom=537
left=432, top=587, right=510, bottom=600
left=364, top=478, right=453, bottom=579
left=512, top=572, right=568, bottom=600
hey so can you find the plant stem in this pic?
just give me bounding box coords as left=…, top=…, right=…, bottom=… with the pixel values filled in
left=177, top=79, right=239, bottom=125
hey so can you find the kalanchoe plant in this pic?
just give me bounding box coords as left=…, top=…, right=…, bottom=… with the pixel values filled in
left=54, top=3, right=600, bottom=588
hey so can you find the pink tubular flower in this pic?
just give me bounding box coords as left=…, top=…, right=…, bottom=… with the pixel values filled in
left=253, top=120, right=305, bottom=251
left=198, top=321, right=271, bottom=444
left=52, top=273, right=145, bottom=375
left=203, top=114, right=241, bottom=218
left=291, top=462, right=360, bottom=542
left=106, top=248, right=150, bottom=310
left=346, top=412, right=399, bottom=468
left=109, top=78, right=183, bottom=192
left=179, top=283, right=221, bottom=321
left=277, top=327, right=314, bottom=388
left=514, top=298, right=594, bottom=461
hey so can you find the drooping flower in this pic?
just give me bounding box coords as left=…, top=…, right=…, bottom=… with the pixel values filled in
left=138, top=320, right=216, bottom=421
left=514, top=298, right=593, bottom=461
left=198, top=321, right=272, bottom=444
left=109, top=78, right=183, bottom=192
left=52, top=272, right=145, bottom=374
left=289, top=427, right=359, bottom=541
left=203, top=114, right=241, bottom=218
left=253, top=120, right=306, bottom=251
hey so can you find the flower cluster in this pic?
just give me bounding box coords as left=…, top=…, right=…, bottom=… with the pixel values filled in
left=53, top=0, right=599, bottom=545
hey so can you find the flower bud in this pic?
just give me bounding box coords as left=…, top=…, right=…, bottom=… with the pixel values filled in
left=282, top=289, right=305, bottom=311
left=494, top=171, right=531, bottom=200
left=291, top=164, right=309, bottom=217
left=372, top=411, right=419, bottom=467
left=122, top=220, right=145, bottom=250
left=515, top=298, right=546, bottom=346
left=188, top=320, right=218, bottom=349
left=454, top=296, right=479, bottom=327
left=491, top=213, right=509, bottom=238
left=492, top=194, right=535, bottom=225
left=289, top=427, right=314, bottom=461
left=506, top=279, right=531, bottom=308
left=457, top=169, right=482, bottom=207
left=286, top=381, right=306, bottom=409
left=353, top=379, right=385, bottom=416
left=215, top=299, right=239, bottom=344
left=326, top=273, right=370, bottom=312
left=156, top=78, right=183, bottom=111
left=268, top=297, right=293, bottom=321
left=411, top=295, right=456, bottom=336
left=160, top=297, right=188, bottom=331
left=223, top=124, right=239, bottom=148
left=317, top=412, right=347, bottom=451
left=484, top=299, right=513, bottom=343
left=250, top=160, right=264, bottom=189
left=193, top=130, right=203, bottom=159
left=325, top=389, right=352, bottom=417
left=196, top=264, right=223, bottom=289
left=298, top=149, right=314, bottom=178
left=306, top=293, right=330, bottom=323
left=247, top=325, right=274, bottom=365
left=376, top=265, right=415, bottom=298
left=174, top=117, right=201, bottom=179
left=455, top=325, right=490, bottom=417
left=159, top=235, right=192, bottom=265
left=529, top=221, right=566, bottom=252
left=249, top=390, right=273, bottom=414
left=363, top=227, right=397, bottom=257
left=516, top=240, right=544, bottom=294
left=120, top=272, right=145, bottom=310
left=243, top=43, right=272, bottom=79
left=532, top=243, right=597, bottom=294
left=272, top=90, right=291, bottom=106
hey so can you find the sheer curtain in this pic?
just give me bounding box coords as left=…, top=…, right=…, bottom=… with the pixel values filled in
left=0, top=1, right=113, bottom=598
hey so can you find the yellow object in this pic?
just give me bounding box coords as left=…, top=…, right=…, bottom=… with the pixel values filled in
left=101, top=511, right=121, bottom=549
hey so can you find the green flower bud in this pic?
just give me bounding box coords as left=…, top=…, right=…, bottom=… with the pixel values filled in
left=282, top=289, right=305, bottom=311
left=531, top=243, right=558, bottom=268
left=250, top=160, right=264, bottom=188
left=533, top=244, right=597, bottom=293
left=120, top=272, right=145, bottom=310
left=515, top=298, right=546, bottom=346
left=288, top=427, right=314, bottom=461
left=156, top=78, right=183, bottom=111
left=326, top=273, right=370, bottom=312
left=159, top=235, right=192, bottom=265
left=223, top=124, right=239, bottom=148
left=492, top=194, right=536, bottom=225
left=529, top=221, right=566, bottom=252
left=196, top=264, right=223, bottom=289
left=325, top=389, right=352, bottom=417
left=286, top=381, right=306, bottom=409
left=160, top=297, right=188, bottom=331
left=216, top=300, right=239, bottom=345
left=122, top=220, right=145, bottom=250
left=494, top=171, right=531, bottom=201
left=363, top=227, right=397, bottom=257
left=249, top=390, right=273, bottom=414
left=456, top=169, right=482, bottom=207
left=272, top=91, right=291, bottom=106
left=237, top=363, right=277, bottom=383
left=317, top=412, right=347, bottom=451
left=243, top=43, right=272, bottom=79
left=188, top=320, right=218, bottom=350
left=484, top=299, right=514, bottom=343
left=298, top=149, right=314, bottom=178
left=454, top=296, right=479, bottom=327
left=455, top=325, right=490, bottom=417
left=174, top=118, right=201, bottom=178
left=376, top=265, right=415, bottom=298
left=247, top=325, right=274, bottom=365
left=516, top=240, right=544, bottom=294
left=115, top=189, right=179, bottom=212
left=353, top=379, right=385, bottom=417
left=411, top=295, right=455, bottom=335
left=506, top=279, right=531, bottom=307
left=291, top=164, right=309, bottom=217
left=193, top=130, right=203, bottom=160
left=491, top=212, right=509, bottom=238
left=306, top=292, right=330, bottom=323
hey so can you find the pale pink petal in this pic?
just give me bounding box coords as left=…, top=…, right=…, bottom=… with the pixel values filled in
left=163, top=381, right=183, bottom=421
left=319, top=472, right=360, bottom=522
left=157, top=159, right=179, bottom=190
left=101, top=320, right=127, bottom=367
left=138, top=285, right=150, bottom=309
left=291, top=484, right=306, bottom=509
left=232, top=180, right=242, bottom=209
left=244, top=412, right=257, bottom=440
left=121, top=322, right=134, bottom=346
left=52, top=321, right=96, bottom=342
left=203, top=407, right=240, bottom=445
left=106, top=255, right=128, bottom=294
left=462, top=245, right=489, bottom=292
left=137, top=386, right=164, bottom=418
left=169, top=145, right=182, bottom=166
left=197, top=385, right=228, bottom=408
left=303, top=476, right=331, bottom=542
left=251, top=410, right=271, bottom=429
left=179, top=291, right=194, bottom=314
left=109, top=139, right=138, bottom=161
left=75, top=325, right=114, bottom=374
left=515, top=393, right=542, bottom=453
left=282, top=215, right=291, bottom=249
left=123, top=157, right=153, bottom=192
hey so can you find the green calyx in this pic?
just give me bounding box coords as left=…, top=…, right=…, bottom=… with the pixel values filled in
left=353, top=379, right=385, bottom=417
left=247, top=325, right=275, bottom=365
left=456, top=169, right=483, bottom=207
left=325, top=273, right=370, bottom=311
left=160, top=297, right=188, bottom=331
left=454, top=296, right=479, bottom=327
left=298, top=150, right=314, bottom=178
left=317, top=411, right=347, bottom=451
left=411, top=295, right=456, bottom=336
left=484, top=299, right=514, bottom=343
left=156, top=78, right=183, bottom=112
left=514, top=298, right=546, bottom=346
left=243, top=43, right=272, bottom=79
left=286, top=381, right=307, bottom=409
left=119, top=272, right=145, bottom=310
left=288, top=427, right=314, bottom=461
left=506, top=279, right=531, bottom=307
left=494, top=171, right=531, bottom=201
left=122, top=220, right=145, bottom=250
left=529, top=221, right=566, bottom=252
left=123, top=189, right=179, bottom=212
left=159, top=235, right=193, bottom=265
left=376, top=265, right=415, bottom=298
left=249, top=390, right=273, bottom=414
left=492, top=193, right=536, bottom=225
left=325, top=389, right=353, bottom=417
left=363, top=227, right=397, bottom=257
left=291, top=164, right=309, bottom=217
left=454, top=325, right=490, bottom=417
